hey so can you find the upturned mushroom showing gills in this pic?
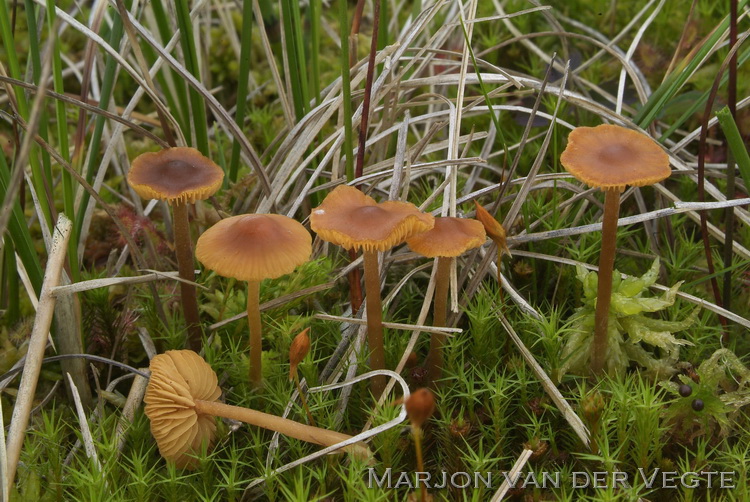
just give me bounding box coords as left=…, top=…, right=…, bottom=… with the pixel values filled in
left=406, top=217, right=485, bottom=384
left=128, top=147, right=224, bottom=351
left=144, top=350, right=369, bottom=469
left=310, top=185, right=434, bottom=397
left=560, top=124, right=670, bottom=376
left=195, top=214, right=311, bottom=388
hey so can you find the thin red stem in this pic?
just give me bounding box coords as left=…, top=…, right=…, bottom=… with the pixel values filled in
left=591, top=189, right=620, bottom=376
left=354, top=0, right=380, bottom=184
left=172, top=202, right=203, bottom=350
left=363, top=249, right=385, bottom=397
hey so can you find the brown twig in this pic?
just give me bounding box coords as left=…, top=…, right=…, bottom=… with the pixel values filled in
left=354, top=0, right=381, bottom=183
left=696, top=29, right=749, bottom=333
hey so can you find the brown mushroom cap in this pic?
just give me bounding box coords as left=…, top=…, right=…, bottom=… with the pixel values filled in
left=128, top=147, right=224, bottom=204
left=289, top=327, right=311, bottom=380
left=195, top=214, right=312, bottom=282
left=144, top=350, right=222, bottom=469
left=406, top=217, right=485, bottom=258
left=560, top=124, right=671, bottom=190
left=310, top=185, right=434, bottom=252
left=405, top=388, right=436, bottom=428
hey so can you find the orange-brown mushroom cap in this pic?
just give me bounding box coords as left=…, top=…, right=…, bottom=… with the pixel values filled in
left=405, top=388, right=436, bottom=428
left=195, top=214, right=312, bottom=282
left=128, top=147, right=224, bottom=204
left=406, top=217, right=485, bottom=258
left=560, top=124, right=671, bottom=191
left=310, top=185, right=434, bottom=252
left=144, top=350, right=222, bottom=469
left=473, top=201, right=510, bottom=256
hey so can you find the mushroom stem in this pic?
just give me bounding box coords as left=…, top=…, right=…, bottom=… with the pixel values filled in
left=247, top=281, right=263, bottom=388
left=426, top=256, right=450, bottom=384
left=412, top=425, right=427, bottom=502
left=192, top=399, right=361, bottom=453
left=172, top=202, right=203, bottom=350
left=293, top=373, right=316, bottom=426
left=496, top=246, right=505, bottom=309
left=591, top=188, right=621, bottom=375
left=363, top=249, right=386, bottom=397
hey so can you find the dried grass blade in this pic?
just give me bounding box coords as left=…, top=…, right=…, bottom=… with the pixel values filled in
left=6, top=214, right=72, bottom=486
left=490, top=449, right=533, bottom=501
left=65, top=374, right=103, bottom=473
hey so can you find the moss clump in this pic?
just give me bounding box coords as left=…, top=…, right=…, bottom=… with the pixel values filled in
left=561, top=259, right=698, bottom=378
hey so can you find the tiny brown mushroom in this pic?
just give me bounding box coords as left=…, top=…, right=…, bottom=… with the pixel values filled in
left=128, top=147, right=224, bottom=350
left=144, top=350, right=369, bottom=469
left=195, top=214, right=311, bottom=388
left=289, top=327, right=315, bottom=425
left=560, top=124, right=670, bottom=375
left=404, top=388, right=435, bottom=502
left=310, top=185, right=434, bottom=397
left=406, top=217, right=485, bottom=383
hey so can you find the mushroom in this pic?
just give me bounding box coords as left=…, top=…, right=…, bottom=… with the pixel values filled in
left=404, top=388, right=435, bottom=502
left=195, top=214, right=312, bottom=388
left=144, top=350, right=369, bottom=469
left=289, top=327, right=315, bottom=425
left=310, top=185, right=434, bottom=397
left=474, top=201, right=511, bottom=280
left=128, top=147, right=224, bottom=351
left=560, top=124, right=670, bottom=375
left=406, top=217, right=485, bottom=383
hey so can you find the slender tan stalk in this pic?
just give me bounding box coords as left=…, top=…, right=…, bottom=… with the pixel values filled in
left=172, top=202, right=203, bottom=350
left=193, top=399, right=355, bottom=449
left=363, top=249, right=386, bottom=397
left=247, top=281, right=263, bottom=388
left=426, top=256, right=450, bottom=383
left=591, top=189, right=621, bottom=375
left=497, top=247, right=506, bottom=310
left=293, top=373, right=316, bottom=426
left=413, top=426, right=427, bottom=502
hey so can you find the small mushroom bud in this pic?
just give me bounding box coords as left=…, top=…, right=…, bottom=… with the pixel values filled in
left=474, top=201, right=510, bottom=257
left=289, top=328, right=311, bottom=381
left=405, top=388, right=436, bottom=429
left=691, top=399, right=704, bottom=412
left=678, top=384, right=693, bottom=397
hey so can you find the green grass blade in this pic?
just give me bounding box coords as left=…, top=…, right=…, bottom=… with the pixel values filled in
left=309, top=0, right=321, bottom=106
left=658, top=44, right=750, bottom=142
left=228, top=1, right=254, bottom=183
left=46, top=0, right=79, bottom=278
left=149, top=0, right=190, bottom=133
left=174, top=0, right=210, bottom=154
left=716, top=106, right=750, bottom=195
left=458, top=16, right=508, bottom=166
left=75, top=10, right=125, bottom=241
left=18, top=0, right=54, bottom=229
left=281, top=0, right=309, bottom=120
left=338, top=0, right=354, bottom=181
left=0, top=152, right=43, bottom=295
left=635, top=0, right=748, bottom=127
left=2, top=245, right=20, bottom=323
left=0, top=3, right=25, bottom=106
